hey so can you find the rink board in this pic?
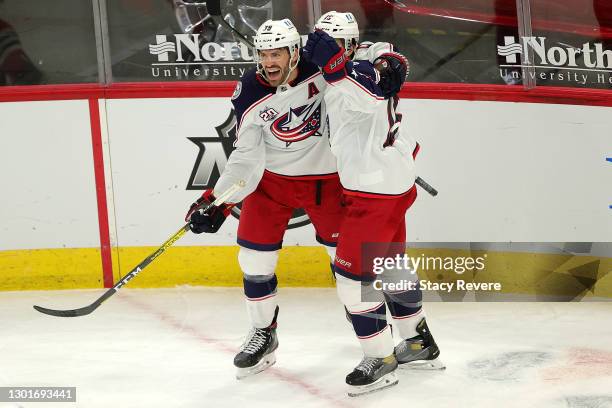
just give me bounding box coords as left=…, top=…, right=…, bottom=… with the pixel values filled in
left=1, top=246, right=611, bottom=301
left=1, top=94, right=611, bottom=296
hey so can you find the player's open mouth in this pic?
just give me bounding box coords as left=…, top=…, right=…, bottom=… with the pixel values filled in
left=266, top=68, right=281, bottom=80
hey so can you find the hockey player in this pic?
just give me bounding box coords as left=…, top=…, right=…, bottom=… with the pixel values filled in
left=304, top=11, right=444, bottom=396
left=184, top=18, right=343, bottom=379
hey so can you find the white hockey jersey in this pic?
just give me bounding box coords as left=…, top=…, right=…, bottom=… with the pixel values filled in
left=214, top=60, right=337, bottom=202
left=214, top=57, right=337, bottom=203
left=324, top=42, right=419, bottom=197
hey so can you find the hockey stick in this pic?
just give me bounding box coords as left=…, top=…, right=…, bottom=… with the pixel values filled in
left=33, top=181, right=245, bottom=318
left=416, top=177, right=438, bottom=197
left=206, top=0, right=255, bottom=48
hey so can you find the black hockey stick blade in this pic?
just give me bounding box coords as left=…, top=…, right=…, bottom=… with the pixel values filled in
left=32, top=224, right=189, bottom=318
left=32, top=182, right=245, bottom=318
left=33, top=287, right=116, bottom=317
left=33, top=303, right=98, bottom=318
left=416, top=176, right=438, bottom=197
left=31, top=225, right=187, bottom=318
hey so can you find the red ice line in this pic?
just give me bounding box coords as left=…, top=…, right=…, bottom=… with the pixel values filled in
left=120, top=294, right=353, bottom=408
left=540, top=347, right=612, bottom=382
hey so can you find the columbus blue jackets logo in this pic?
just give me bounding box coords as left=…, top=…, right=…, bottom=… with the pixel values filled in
left=270, top=101, right=322, bottom=145
left=187, top=110, right=311, bottom=229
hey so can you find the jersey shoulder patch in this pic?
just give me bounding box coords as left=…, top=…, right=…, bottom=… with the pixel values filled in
left=231, top=81, right=242, bottom=100
left=232, top=68, right=275, bottom=123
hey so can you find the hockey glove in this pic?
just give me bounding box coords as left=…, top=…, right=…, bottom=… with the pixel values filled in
left=303, top=30, right=347, bottom=82
left=185, top=190, right=233, bottom=234
left=374, top=52, right=409, bottom=98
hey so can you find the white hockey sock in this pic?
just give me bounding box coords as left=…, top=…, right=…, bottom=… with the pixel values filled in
left=239, top=247, right=279, bottom=328
left=245, top=293, right=278, bottom=329
left=356, top=323, right=394, bottom=358
left=337, top=274, right=394, bottom=358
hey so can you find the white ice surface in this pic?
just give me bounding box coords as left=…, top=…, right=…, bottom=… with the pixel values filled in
left=1, top=288, right=612, bottom=408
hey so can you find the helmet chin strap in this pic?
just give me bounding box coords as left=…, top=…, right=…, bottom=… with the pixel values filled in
left=279, top=49, right=300, bottom=86
left=257, top=63, right=270, bottom=82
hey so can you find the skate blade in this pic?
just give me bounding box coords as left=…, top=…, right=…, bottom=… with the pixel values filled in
left=347, top=372, right=399, bottom=397
left=235, top=353, right=276, bottom=380
left=398, top=357, right=446, bottom=371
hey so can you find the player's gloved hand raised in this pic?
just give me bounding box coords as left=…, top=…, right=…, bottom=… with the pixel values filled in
left=185, top=190, right=233, bottom=234
left=374, top=52, right=409, bottom=98
left=303, top=30, right=347, bottom=81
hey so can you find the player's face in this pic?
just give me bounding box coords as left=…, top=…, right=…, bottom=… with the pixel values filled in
left=259, top=48, right=291, bottom=86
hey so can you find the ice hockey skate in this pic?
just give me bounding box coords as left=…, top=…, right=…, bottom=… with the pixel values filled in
left=394, top=317, right=446, bottom=370
left=234, top=308, right=279, bottom=379
left=346, top=354, right=399, bottom=397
